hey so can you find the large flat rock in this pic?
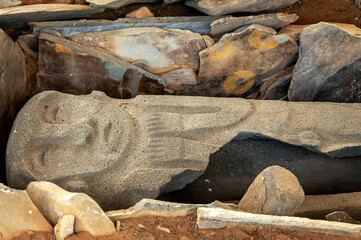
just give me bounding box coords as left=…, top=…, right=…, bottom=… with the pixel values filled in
left=185, top=0, right=298, bottom=16
left=0, top=4, right=104, bottom=28
left=37, top=32, right=165, bottom=98
left=0, top=29, right=26, bottom=182
left=70, top=27, right=207, bottom=74
left=183, top=24, right=298, bottom=97
left=0, top=184, right=53, bottom=239
left=289, top=22, right=361, bottom=102
left=87, top=0, right=160, bottom=9
left=211, top=13, right=299, bottom=36
left=6, top=92, right=361, bottom=209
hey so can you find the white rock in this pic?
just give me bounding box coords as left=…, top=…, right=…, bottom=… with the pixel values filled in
left=55, top=215, right=75, bottom=240
left=26, top=181, right=116, bottom=237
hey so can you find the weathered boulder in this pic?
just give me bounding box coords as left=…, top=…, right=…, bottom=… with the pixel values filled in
left=0, top=184, right=53, bottom=240
left=185, top=0, right=298, bottom=16
left=238, top=166, right=304, bottom=216
left=0, top=29, right=26, bottom=183
left=26, top=181, right=116, bottom=236
left=70, top=27, right=207, bottom=75
left=326, top=211, right=360, bottom=224
left=183, top=24, right=298, bottom=97
left=6, top=92, right=361, bottom=210
left=54, top=215, right=75, bottom=240
left=0, top=0, right=21, bottom=8
left=211, top=13, right=299, bottom=36
left=87, top=0, right=160, bottom=9
left=37, top=32, right=164, bottom=97
left=0, top=4, right=104, bottom=29
left=289, top=22, right=361, bottom=102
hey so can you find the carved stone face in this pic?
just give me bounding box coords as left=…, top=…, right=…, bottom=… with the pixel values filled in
left=7, top=91, right=132, bottom=182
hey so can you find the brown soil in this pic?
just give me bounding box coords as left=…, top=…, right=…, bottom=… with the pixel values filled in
left=12, top=214, right=361, bottom=240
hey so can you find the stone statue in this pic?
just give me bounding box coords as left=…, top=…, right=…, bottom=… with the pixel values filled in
left=6, top=91, right=361, bottom=210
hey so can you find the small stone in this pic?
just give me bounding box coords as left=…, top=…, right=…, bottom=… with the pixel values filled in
left=126, top=6, right=154, bottom=18
left=87, top=0, right=161, bottom=9
left=26, top=181, right=116, bottom=237
left=0, top=184, right=53, bottom=239
left=138, top=224, right=146, bottom=229
left=202, top=35, right=214, bottom=47
left=326, top=211, right=360, bottom=224
left=238, top=166, right=305, bottom=216
left=54, top=215, right=75, bottom=240
left=157, top=226, right=171, bottom=233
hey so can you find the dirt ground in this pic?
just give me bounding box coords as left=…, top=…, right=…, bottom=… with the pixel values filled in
left=12, top=213, right=361, bottom=240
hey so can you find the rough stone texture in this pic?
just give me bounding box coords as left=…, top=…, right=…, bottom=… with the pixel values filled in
left=7, top=92, right=361, bottom=210
left=0, top=184, right=53, bottom=240
left=26, top=181, right=116, bottom=236
left=126, top=6, right=154, bottom=18
left=289, top=22, right=361, bottom=102
left=197, top=207, right=361, bottom=236
left=17, top=32, right=40, bottom=59
left=0, top=4, right=104, bottom=29
left=87, top=0, right=160, bottom=9
left=183, top=24, right=298, bottom=97
left=0, top=0, right=21, bottom=9
left=295, top=192, right=361, bottom=220
left=238, top=166, right=304, bottom=216
left=278, top=23, right=361, bottom=41
left=54, top=215, right=75, bottom=240
left=259, top=68, right=292, bottom=100
left=0, top=29, right=26, bottom=183
left=31, top=16, right=225, bottom=37
left=162, top=68, right=197, bottom=92
left=70, top=27, right=207, bottom=75
left=326, top=211, right=360, bottom=224
left=37, top=32, right=164, bottom=98
left=185, top=0, right=298, bottom=16
left=211, top=13, right=299, bottom=36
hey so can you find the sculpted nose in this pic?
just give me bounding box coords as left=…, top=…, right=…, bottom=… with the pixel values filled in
left=35, top=118, right=95, bottom=147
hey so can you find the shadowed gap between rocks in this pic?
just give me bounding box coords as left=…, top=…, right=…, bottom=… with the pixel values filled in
left=158, top=138, right=361, bottom=204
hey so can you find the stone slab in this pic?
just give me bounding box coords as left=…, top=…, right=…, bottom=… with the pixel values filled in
left=37, top=32, right=165, bottom=97
left=87, top=0, right=160, bottom=9
left=211, top=13, right=299, bottom=35
left=31, top=16, right=225, bottom=37
left=0, top=4, right=104, bottom=28
left=197, top=207, right=361, bottom=236
left=0, top=28, right=26, bottom=182
left=6, top=92, right=361, bottom=210
left=289, top=22, right=361, bottom=102
left=185, top=0, right=298, bottom=16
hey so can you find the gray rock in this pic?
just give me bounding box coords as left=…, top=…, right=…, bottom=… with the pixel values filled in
left=259, top=68, right=292, bottom=100
left=211, top=13, right=299, bottom=36
left=37, top=32, right=165, bottom=98
left=238, top=166, right=304, bottom=216
left=289, top=22, right=361, bottom=102
left=183, top=24, right=298, bottom=97
left=87, top=0, right=160, bottom=9
left=0, top=184, right=53, bottom=240
left=0, top=28, right=26, bottom=183
left=196, top=207, right=361, bottom=235
left=0, top=0, right=21, bottom=9
left=0, top=4, right=104, bottom=29
left=70, top=27, right=207, bottom=75
left=26, top=181, right=116, bottom=236
left=31, top=16, right=225, bottom=37
left=6, top=92, right=361, bottom=210
left=185, top=0, right=298, bottom=16
left=326, top=211, right=360, bottom=224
